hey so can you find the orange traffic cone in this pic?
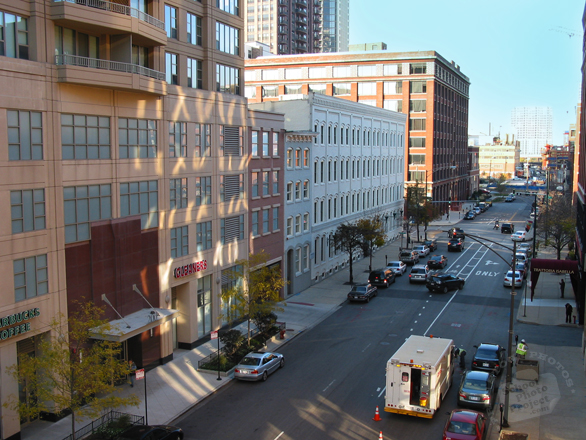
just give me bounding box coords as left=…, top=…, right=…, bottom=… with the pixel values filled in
left=373, top=406, right=381, bottom=421
left=378, top=431, right=383, bottom=440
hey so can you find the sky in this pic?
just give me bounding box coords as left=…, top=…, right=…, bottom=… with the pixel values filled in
left=348, top=0, right=584, bottom=145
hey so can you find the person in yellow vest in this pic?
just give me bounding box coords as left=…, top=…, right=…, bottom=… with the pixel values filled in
left=515, top=339, right=528, bottom=361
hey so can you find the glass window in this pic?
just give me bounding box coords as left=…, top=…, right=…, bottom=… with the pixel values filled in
left=295, top=149, right=301, bottom=167
left=286, top=217, right=292, bottom=236
left=251, top=131, right=259, bottom=157
left=120, top=181, right=158, bottom=229
left=358, top=82, right=376, bottom=95
left=409, top=154, right=426, bottom=165
left=0, top=11, right=29, bottom=59
left=272, top=132, right=279, bottom=156
left=262, top=85, right=278, bottom=97
left=286, top=182, right=293, bottom=201
left=187, top=58, right=203, bottom=89
left=170, top=178, right=188, bottom=209
left=383, top=64, right=402, bottom=75
left=285, top=84, right=302, bottom=94
left=217, top=0, right=239, bottom=16
left=332, top=66, right=351, bottom=77
left=409, top=118, right=426, bottom=131
left=61, top=114, right=110, bottom=160
left=187, top=13, right=202, bottom=46
left=195, top=123, right=211, bottom=157
left=262, top=208, right=269, bottom=234
left=169, top=121, right=187, bottom=157
left=285, top=68, right=302, bottom=79
left=216, top=22, right=240, bottom=55
left=251, top=172, right=259, bottom=197
left=7, top=110, right=43, bottom=160
left=64, top=185, right=112, bottom=243
left=166, top=52, right=178, bottom=85
left=14, top=254, right=48, bottom=302
left=308, top=67, right=326, bottom=78
left=303, top=149, right=309, bottom=167
left=410, top=100, right=426, bottom=112
left=11, top=189, right=46, bottom=234
left=171, top=226, right=189, bottom=258
left=308, top=84, right=326, bottom=95
left=295, top=215, right=301, bottom=234
left=295, top=181, right=301, bottom=200
left=272, top=171, right=279, bottom=194
left=119, top=118, right=157, bottom=158
left=195, top=176, right=212, bottom=205
left=303, top=212, right=309, bottom=232
left=357, top=65, right=377, bottom=77
left=410, top=81, right=427, bottom=93
left=216, top=64, right=240, bottom=95
left=252, top=211, right=259, bottom=237
left=272, top=207, right=279, bottom=231
left=262, top=69, right=279, bottom=80
left=196, top=221, right=212, bottom=251
left=333, top=83, right=351, bottom=96
left=262, top=171, right=270, bottom=196
left=384, top=81, right=403, bottom=94
left=262, top=132, right=269, bottom=156
left=220, top=174, right=244, bottom=202
left=303, top=180, right=309, bottom=199
left=410, top=63, right=427, bottom=74
left=383, top=100, right=403, bottom=112
left=165, top=5, right=178, bottom=39
left=197, top=274, right=212, bottom=335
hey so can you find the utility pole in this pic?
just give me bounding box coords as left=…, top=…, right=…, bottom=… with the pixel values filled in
left=503, top=239, right=517, bottom=427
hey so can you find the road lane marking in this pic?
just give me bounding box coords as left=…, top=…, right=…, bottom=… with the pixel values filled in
left=274, top=432, right=285, bottom=440
left=323, top=380, right=335, bottom=392
left=378, top=387, right=386, bottom=398
left=362, top=343, right=372, bottom=353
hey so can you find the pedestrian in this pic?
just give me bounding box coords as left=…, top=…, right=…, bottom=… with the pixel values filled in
left=559, top=278, right=565, bottom=298
left=515, top=339, right=528, bottom=362
left=565, top=303, right=573, bottom=323
left=129, top=359, right=137, bottom=387
left=459, top=348, right=467, bottom=370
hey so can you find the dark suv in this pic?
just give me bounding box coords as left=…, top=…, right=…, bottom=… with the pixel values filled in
left=368, top=268, right=396, bottom=288
left=448, top=238, right=465, bottom=252
left=500, top=223, right=515, bottom=234
left=448, top=228, right=465, bottom=239
left=424, top=239, right=438, bottom=252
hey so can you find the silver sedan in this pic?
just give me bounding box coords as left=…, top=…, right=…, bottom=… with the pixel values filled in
left=386, top=260, right=407, bottom=276
left=234, top=351, right=285, bottom=381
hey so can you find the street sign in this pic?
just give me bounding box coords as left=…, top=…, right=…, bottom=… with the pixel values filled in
left=135, top=368, right=145, bottom=380
left=210, top=330, right=218, bottom=340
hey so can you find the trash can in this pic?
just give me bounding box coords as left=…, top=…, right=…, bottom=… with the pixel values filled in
left=516, top=359, right=539, bottom=382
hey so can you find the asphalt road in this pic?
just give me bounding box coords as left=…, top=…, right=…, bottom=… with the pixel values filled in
left=175, top=198, right=549, bottom=440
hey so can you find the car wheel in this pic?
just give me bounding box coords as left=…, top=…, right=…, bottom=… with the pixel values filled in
left=442, top=286, right=448, bottom=294
left=459, top=282, right=464, bottom=289
left=279, top=358, right=285, bottom=369
left=366, top=297, right=370, bottom=303
left=262, top=371, right=268, bottom=381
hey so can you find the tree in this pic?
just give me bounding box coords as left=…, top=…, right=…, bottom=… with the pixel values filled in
left=356, top=216, right=386, bottom=272
left=333, top=222, right=363, bottom=285
left=538, top=195, right=576, bottom=259
left=3, top=303, right=139, bottom=440
left=220, top=251, right=286, bottom=345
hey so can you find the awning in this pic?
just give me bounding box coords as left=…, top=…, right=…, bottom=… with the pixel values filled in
left=90, top=308, right=178, bottom=342
left=530, top=259, right=579, bottom=300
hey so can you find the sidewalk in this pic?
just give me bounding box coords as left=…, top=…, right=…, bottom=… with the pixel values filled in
left=21, top=211, right=585, bottom=440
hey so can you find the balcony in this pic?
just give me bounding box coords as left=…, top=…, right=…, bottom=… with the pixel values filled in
left=51, top=0, right=167, bottom=46
left=55, top=54, right=166, bottom=95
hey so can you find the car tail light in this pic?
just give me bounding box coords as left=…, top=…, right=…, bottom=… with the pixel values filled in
left=251, top=369, right=259, bottom=374
left=235, top=368, right=240, bottom=373
left=472, top=361, right=477, bottom=367
left=459, top=393, right=467, bottom=399
left=482, top=395, right=491, bottom=401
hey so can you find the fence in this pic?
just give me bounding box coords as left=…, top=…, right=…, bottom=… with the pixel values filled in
left=61, top=410, right=144, bottom=440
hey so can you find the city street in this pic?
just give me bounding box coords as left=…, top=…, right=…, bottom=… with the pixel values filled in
left=174, top=198, right=548, bottom=440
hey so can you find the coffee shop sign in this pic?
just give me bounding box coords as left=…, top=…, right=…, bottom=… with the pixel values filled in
left=1, top=308, right=41, bottom=341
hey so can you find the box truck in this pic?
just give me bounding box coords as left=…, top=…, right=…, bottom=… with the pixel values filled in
left=384, top=335, right=456, bottom=418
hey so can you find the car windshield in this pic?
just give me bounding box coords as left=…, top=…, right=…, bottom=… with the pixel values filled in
left=448, top=421, right=477, bottom=435
left=430, top=256, right=441, bottom=261
left=352, top=286, right=367, bottom=293
left=464, top=379, right=489, bottom=391
left=239, top=356, right=261, bottom=366
left=476, top=348, right=497, bottom=359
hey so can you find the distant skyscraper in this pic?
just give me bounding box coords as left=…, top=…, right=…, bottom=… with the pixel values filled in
left=322, top=0, right=349, bottom=53
left=244, top=0, right=349, bottom=55
left=511, top=106, right=553, bottom=158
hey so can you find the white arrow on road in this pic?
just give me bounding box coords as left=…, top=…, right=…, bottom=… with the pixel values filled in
left=485, top=260, right=499, bottom=265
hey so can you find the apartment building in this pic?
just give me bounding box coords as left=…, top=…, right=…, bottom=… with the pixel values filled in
left=250, top=94, right=406, bottom=285
left=479, top=138, right=521, bottom=179
left=0, top=1, right=247, bottom=437
left=245, top=50, right=471, bottom=211
left=511, top=106, right=553, bottom=159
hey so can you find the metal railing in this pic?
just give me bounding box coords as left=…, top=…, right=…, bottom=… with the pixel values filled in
left=61, top=410, right=144, bottom=440
left=55, top=54, right=165, bottom=81
left=53, top=0, right=165, bottom=30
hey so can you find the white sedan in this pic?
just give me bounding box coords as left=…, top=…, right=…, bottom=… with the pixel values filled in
left=511, top=231, right=527, bottom=242
left=386, top=260, right=407, bottom=276
left=413, top=245, right=430, bottom=257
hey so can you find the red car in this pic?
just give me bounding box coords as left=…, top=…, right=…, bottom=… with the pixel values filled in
left=442, top=409, right=487, bottom=440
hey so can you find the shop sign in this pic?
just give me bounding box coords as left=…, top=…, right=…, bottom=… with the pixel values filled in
left=1, top=308, right=41, bottom=341
left=173, top=259, right=207, bottom=279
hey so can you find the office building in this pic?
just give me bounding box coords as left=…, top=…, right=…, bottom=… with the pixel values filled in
left=245, top=50, right=471, bottom=210
left=511, top=106, right=553, bottom=159
left=0, top=1, right=247, bottom=437
left=478, top=137, right=521, bottom=179
left=250, top=93, right=406, bottom=285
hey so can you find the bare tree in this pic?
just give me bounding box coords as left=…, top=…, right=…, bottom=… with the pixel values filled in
left=538, top=195, right=576, bottom=259
left=333, top=222, right=364, bottom=285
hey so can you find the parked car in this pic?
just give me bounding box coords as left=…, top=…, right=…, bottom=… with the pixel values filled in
left=505, top=196, right=514, bottom=202
left=457, top=370, right=497, bottom=409
left=511, top=231, right=527, bottom=242
left=464, top=211, right=476, bottom=220
left=500, top=222, right=515, bottom=233
left=386, top=260, right=407, bottom=276
left=448, top=227, right=466, bottom=239
left=234, top=351, right=285, bottom=381
left=368, top=268, right=396, bottom=288
left=413, top=245, right=430, bottom=257
left=118, top=425, right=184, bottom=440
left=503, top=270, right=523, bottom=287
left=427, top=254, right=448, bottom=269
left=515, top=261, right=528, bottom=279
left=347, top=283, right=378, bottom=302
left=471, top=343, right=506, bottom=375
left=448, top=238, right=465, bottom=252
left=409, top=264, right=431, bottom=284
left=473, top=207, right=482, bottom=215
left=442, top=409, right=488, bottom=440
left=424, top=238, right=438, bottom=251
left=515, top=252, right=529, bottom=264
left=426, top=273, right=465, bottom=293
left=399, top=250, right=420, bottom=265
